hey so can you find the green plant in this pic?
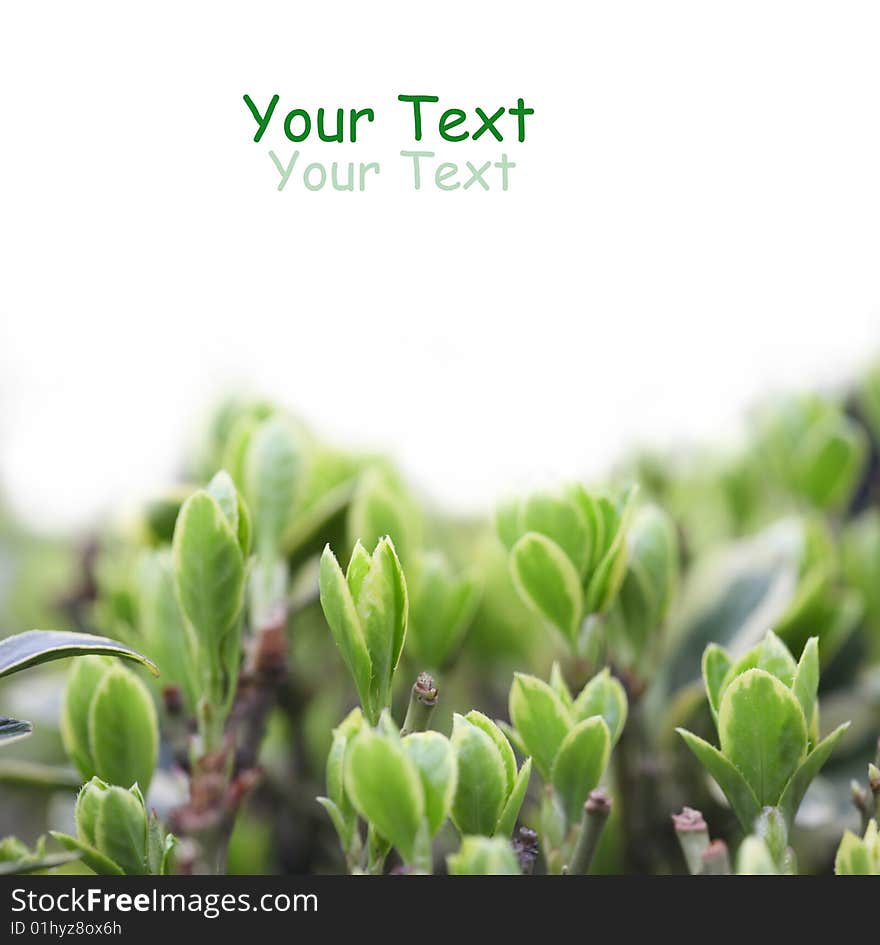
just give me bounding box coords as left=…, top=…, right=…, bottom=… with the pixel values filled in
left=3, top=363, right=880, bottom=879
left=449, top=711, right=531, bottom=839
left=343, top=714, right=456, bottom=873
left=678, top=630, right=849, bottom=833
left=319, top=537, right=407, bottom=726
left=497, top=486, right=636, bottom=655
left=172, top=470, right=250, bottom=752
left=51, top=778, right=175, bottom=875
left=835, top=819, right=879, bottom=875
left=0, top=836, right=79, bottom=876
left=61, top=656, right=159, bottom=791
left=755, top=394, right=867, bottom=511
left=507, top=668, right=626, bottom=872
left=447, top=836, right=521, bottom=875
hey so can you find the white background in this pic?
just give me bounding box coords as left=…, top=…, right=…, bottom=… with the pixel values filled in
left=1, top=2, right=879, bottom=532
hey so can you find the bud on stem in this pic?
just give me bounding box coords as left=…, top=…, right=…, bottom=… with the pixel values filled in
left=672, top=807, right=710, bottom=875
left=400, top=672, right=438, bottom=735
left=566, top=789, right=611, bottom=875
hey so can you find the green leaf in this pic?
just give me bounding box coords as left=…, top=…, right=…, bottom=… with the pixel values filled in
left=777, top=722, right=850, bottom=828
left=509, top=673, right=571, bottom=780
left=496, top=720, right=528, bottom=759
left=49, top=833, right=124, bottom=876
left=568, top=486, right=605, bottom=571
left=94, top=786, right=148, bottom=876
left=206, top=469, right=252, bottom=556
left=356, top=538, right=408, bottom=713
left=463, top=710, right=516, bottom=797
left=625, top=504, right=678, bottom=619
left=584, top=531, right=630, bottom=615
left=87, top=667, right=159, bottom=792
left=719, top=631, right=798, bottom=695
left=584, top=490, right=636, bottom=614
left=549, top=662, right=573, bottom=709
left=0, top=836, right=79, bottom=875
left=344, top=728, right=424, bottom=863
left=319, top=546, right=372, bottom=719
left=736, top=836, right=780, bottom=875
left=0, top=717, right=32, bottom=746
left=74, top=779, right=105, bottom=848
left=756, top=630, right=798, bottom=688
left=519, top=493, right=591, bottom=575
left=136, top=551, right=198, bottom=712
left=206, top=469, right=240, bottom=534
left=795, top=413, right=867, bottom=509
left=325, top=732, right=349, bottom=815
left=571, top=669, right=628, bottom=746
left=316, top=797, right=352, bottom=850
left=145, top=812, right=163, bottom=875
left=160, top=835, right=177, bottom=876
left=718, top=669, right=807, bottom=806
left=172, top=491, right=245, bottom=656
left=551, top=717, right=610, bottom=825
left=60, top=656, right=111, bottom=779
left=77, top=779, right=147, bottom=876
left=792, top=637, right=819, bottom=740
left=403, top=732, right=457, bottom=836
left=450, top=714, right=507, bottom=836
left=510, top=533, right=583, bottom=643
left=677, top=729, right=762, bottom=832
left=407, top=552, right=479, bottom=669
left=244, top=416, right=303, bottom=557
left=607, top=504, right=679, bottom=668
left=702, top=643, right=731, bottom=725
left=346, top=541, right=372, bottom=600
left=835, top=825, right=879, bottom=875
left=0, top=630, right=158, bottom=679
left=495, top=757, right=532, bottom=837
left=447, top=836, right=520, bottom=875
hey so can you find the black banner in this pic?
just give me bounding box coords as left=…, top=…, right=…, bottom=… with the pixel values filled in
left=0, top=875, right=873, bottom=941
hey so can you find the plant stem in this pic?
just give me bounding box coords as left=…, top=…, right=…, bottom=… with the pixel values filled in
left=672, top=807, right=710, bottom=875
left=566, top=789, right=612, bottom=875
left=173, top=607, right=288, bottom=874
left=400, top=672, right=438, bottom=735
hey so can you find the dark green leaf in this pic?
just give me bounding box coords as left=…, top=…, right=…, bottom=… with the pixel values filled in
left=0, top=630, right=158, bottom=679
left=0, top=717, right=32, bottom=746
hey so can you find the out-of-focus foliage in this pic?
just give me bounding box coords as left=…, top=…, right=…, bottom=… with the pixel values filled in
left=1, top=364, right=880, bottom=875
